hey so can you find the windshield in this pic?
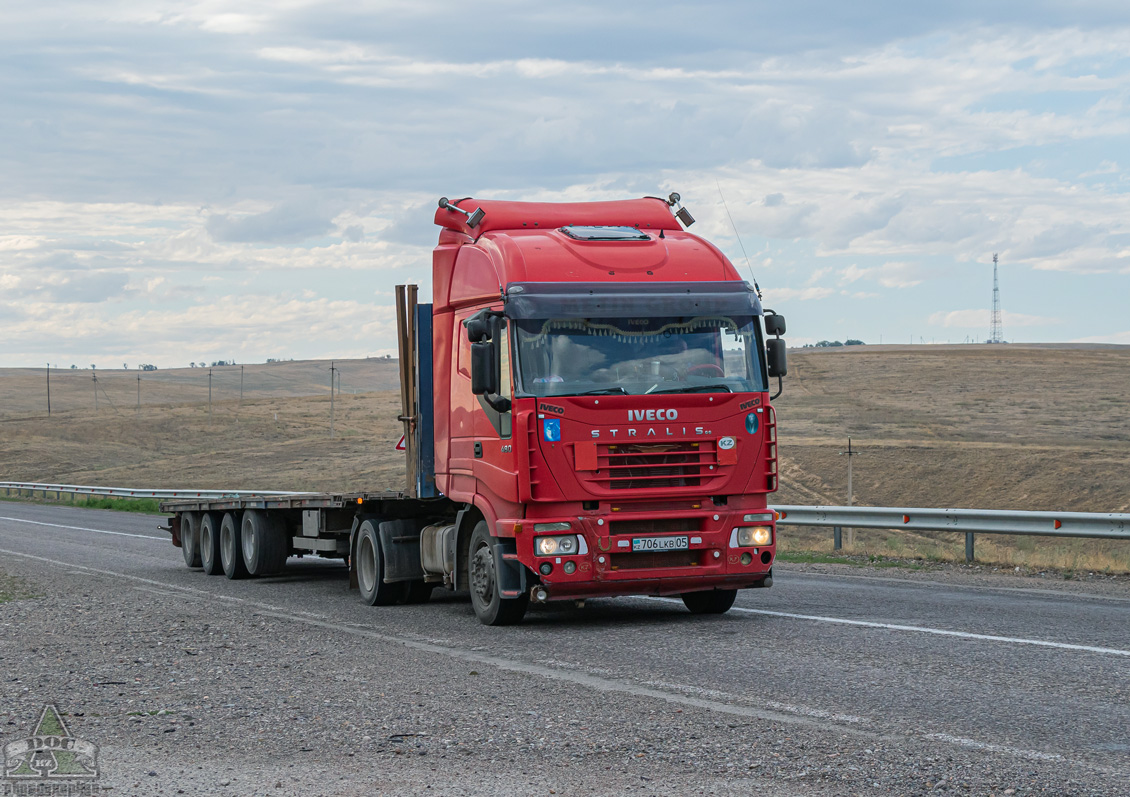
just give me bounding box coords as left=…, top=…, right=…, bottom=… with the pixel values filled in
left=513, top=315, right=766, bottom=397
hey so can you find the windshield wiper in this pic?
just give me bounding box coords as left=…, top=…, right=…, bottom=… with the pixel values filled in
left=574, top=387, right=629, bottom=396
left=653, top=384, right=733, bottom=394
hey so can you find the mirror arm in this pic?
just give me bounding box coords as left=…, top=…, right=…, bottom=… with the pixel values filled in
left=770, top=374, right=783, bottom=401
left=484, top=394, right=511, bottom=413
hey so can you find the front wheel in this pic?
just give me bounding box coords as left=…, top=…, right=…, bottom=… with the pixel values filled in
left=681, top=588, right=737, bottom=615
left=468, top=521, right=528, bottom=626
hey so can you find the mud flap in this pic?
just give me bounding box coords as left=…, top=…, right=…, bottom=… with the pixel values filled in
left=493, top=538, right=527, bottom=599
left=378, top=519, right=426, bottom=583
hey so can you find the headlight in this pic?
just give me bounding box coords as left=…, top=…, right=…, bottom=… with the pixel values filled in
left=535, top=534, right=579, bottom=556
left=735, top=526, right=773, bottom=547
left=534, top=522, right=571, bottom=532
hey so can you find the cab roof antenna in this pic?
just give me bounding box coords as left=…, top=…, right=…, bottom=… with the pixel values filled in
left=716, top=181, right=762, bottom=300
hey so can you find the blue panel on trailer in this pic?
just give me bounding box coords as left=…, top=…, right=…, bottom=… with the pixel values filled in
left=415, top=303, right=438, bottom=497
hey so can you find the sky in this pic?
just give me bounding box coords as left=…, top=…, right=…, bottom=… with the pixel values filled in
left=3, top=0, right=1130, bottom=368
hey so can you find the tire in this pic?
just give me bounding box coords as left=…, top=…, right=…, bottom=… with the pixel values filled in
left=467, top=521, right=528, bottom=626
left=356, top=520, right=406, bottom=606
left=241, top=510, right=288, bottom=576
left=681, top=588, right=738, bottom=615
left=403, top=580, right=433, bottom=605
left=220, top=512, right=249, bottom=580
left=200, top=513, right=223, bottom=576
left=180, top=512, right=202, bottom=568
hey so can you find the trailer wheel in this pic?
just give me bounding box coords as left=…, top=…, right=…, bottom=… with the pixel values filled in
left=180, top=512, right=202, bottom=568
left=200, top=513, right=223, bottom=576
left=680, top=588, right=737, bottom=615
left=241, top=510, right=288, bottom=576
left=468, top=521, right=528, bottom=626
left=356, top=520, right=405, bottom=606
left=220, top=512, right=249, bottom=580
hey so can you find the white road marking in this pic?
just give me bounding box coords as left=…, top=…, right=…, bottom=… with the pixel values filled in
left=642, top=597, right=1130, bottom=658
left=0, top=546, right=1102, bottom=770
left=924, top=733, right=1065, bottom=762
left=0, top=515, right=166, bottom=541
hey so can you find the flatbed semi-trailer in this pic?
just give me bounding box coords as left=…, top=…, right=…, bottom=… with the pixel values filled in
left=162, top=194, right=788, bottom=625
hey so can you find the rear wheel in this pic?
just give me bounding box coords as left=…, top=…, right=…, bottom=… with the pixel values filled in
left=356, top=520, right=406, bottom=605
left=241, top=510, right=288, bottom=576
left=180, top=512, right=202, bottom=568
left=220, top=512, right=249, bottom=580
left=468, top=521, right=528, bottom=626
left=200, top=513, right=222, bottom=576
left=681, top=588, right=737, bottom=614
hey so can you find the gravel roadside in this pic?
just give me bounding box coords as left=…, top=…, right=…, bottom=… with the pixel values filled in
left=0, top=552, right=1124, bottom=796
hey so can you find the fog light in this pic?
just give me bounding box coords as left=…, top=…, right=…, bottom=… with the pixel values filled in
left=563, top=561, right=576, bottom=574
left=740, top=552, right=752, bottom=565
left=539, top=562, right=553, bottom=576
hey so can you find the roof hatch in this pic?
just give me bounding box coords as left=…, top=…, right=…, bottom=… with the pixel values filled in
left=560, top=225, right=651, bottom=242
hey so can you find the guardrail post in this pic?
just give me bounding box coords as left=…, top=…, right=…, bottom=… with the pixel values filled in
left=965, top=532, right=975, bottom=563
left=833, top=526, right=842, bottom=551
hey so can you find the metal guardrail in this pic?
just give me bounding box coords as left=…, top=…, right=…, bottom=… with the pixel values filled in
left=5, top=481, right=1128, bottom=564
left=771, top=504, right=1130, bottom=562
left=0, top=481, right=303, bottom=501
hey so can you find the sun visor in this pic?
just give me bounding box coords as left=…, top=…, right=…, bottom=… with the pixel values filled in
left=503, top=281, right=762, bottom=319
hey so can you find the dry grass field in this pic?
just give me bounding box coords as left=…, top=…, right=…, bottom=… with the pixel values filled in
left=2, top=345, right=1129, bottom=571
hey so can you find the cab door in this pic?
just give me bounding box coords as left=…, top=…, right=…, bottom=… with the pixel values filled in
left=473, top=318, right=519, bottom=505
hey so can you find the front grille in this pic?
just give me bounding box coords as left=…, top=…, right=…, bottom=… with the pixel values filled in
left=609, top=550, right=701, bottom=570
left=584, top=441, right=719, bottom=491
left=609, top=517, right=700, bottom=536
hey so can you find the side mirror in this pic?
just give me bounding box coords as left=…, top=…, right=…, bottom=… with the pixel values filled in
left=766, top=338, right=788, bottom=378
left=764, top=313, right=786, bottom=337
left=470, top=342, right=497, bottom=395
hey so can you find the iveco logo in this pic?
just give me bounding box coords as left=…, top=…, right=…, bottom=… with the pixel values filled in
left=628, top=409, right=679, bottom=421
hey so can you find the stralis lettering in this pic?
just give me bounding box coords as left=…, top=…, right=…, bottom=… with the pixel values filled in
left=628, top=409, right=678, bottom=421
left=591, top=426, right=709, bottom=439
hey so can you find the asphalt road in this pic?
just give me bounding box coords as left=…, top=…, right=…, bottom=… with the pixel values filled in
left=1, top=501, right=1129, bottom=796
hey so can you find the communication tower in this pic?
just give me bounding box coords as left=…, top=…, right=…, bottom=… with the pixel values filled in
left=987, top=253, right=1004, bottom=344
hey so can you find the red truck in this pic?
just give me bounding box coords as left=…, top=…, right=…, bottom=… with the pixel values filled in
left=163, top=194, right=788, bottom=625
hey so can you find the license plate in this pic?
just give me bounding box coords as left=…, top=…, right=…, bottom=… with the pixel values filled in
left=632, top=535, right=689, bottom=552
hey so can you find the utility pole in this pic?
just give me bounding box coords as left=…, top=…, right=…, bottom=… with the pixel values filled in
left=240, top=364, right=244, bottom=406
left=839, top=437, right=858, bottom=547
left=329, top=361, right=336, bottom=437
left=46, top=363, right=51, bottom=417
left=137, top=373, right=141, bottom=415
left=92, top=367, right=98, bottom=411
left=208, top=368, right=212, bottom=420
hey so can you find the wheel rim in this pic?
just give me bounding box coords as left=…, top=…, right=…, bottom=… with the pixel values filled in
left=202, top=526, right=213, bottom=563
left=358, top=535, right=377, bottom=594
left=242, top=522, right=255, bottom=565
left=221, top=525, right=233, bottom=568
left=469, top=542, right=495, bottom=604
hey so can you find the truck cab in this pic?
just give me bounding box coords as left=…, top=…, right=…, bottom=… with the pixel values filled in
left=426, top=196, right=786, bottom=623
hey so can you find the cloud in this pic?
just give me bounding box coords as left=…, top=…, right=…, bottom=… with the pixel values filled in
left=205, top=200, right=338, bottom=244
left=928, top=309, right=1060, bottom=328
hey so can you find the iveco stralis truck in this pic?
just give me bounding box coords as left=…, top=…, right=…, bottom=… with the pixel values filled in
left=162, top=194, right=788, bottom=625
